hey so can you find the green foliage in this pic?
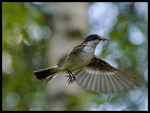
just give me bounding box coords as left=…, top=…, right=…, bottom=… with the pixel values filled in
left=65, top=93, right=91, bottom=111
left=2, top=2, right=49, bottom=110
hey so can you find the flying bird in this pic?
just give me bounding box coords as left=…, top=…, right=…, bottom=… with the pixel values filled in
left=33, top=34, right=137, bottom=93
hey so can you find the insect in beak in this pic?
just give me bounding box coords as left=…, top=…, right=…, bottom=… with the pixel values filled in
left=102, top=39, right=107, bottom=43
left=99, top=38, right=107, bottom=43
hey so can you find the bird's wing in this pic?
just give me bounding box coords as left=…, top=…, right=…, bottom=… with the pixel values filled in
left=69, top=44, right=86, bottom=54
left=57, top=54, right=68, bottom=68
left=57, top=44, right=86, bottom=68
left=73, top=56, right=137, bottom=93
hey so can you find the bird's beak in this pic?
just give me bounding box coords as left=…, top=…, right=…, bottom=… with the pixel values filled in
left=99, top=37, right=107, bottom=43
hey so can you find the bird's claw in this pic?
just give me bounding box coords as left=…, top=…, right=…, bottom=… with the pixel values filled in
left=66, top=70, right=76, bottom=84
left=67, top=75, right=75, bottom=84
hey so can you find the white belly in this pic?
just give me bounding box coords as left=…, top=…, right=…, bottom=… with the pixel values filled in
left=60, top=46, right=95, bottom=71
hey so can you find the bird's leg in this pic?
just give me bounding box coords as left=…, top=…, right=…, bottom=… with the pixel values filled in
left=66, top=69, right=76, bottom=84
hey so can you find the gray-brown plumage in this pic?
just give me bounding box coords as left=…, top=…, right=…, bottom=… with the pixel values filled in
left=33, top=34, right=137, bottom=93
left=73, top=56, right=137, bottom=93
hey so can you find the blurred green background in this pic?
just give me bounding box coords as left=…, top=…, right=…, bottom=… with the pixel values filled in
left=2, top=2, right=148, bottom=111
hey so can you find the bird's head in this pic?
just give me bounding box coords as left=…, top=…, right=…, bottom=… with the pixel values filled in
left=83, top=34, right=107, bottom=47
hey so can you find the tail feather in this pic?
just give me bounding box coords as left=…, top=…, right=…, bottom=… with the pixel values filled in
left=33, top=66, right=59, bottom=80
left=43, top=73, right=57, bottom=84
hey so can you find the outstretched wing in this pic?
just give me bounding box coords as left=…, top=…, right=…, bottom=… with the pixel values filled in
left=73, top=56, right=137, bottom=93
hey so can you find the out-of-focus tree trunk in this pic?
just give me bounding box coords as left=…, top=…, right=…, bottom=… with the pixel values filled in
left=45, top=3, right=89, bottom=110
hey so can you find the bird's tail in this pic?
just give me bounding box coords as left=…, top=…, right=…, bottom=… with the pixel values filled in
left=33, top=65, right=60, bottom=80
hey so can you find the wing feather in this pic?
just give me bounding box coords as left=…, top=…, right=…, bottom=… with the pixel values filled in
left=73, top=56, right=137, bottom=93
left=90, top=71, right=97, bottom=91
left=96, top=71, right=101, bottom=93
left=81, top=73, right=91, bottom=88
left=104, top=71, right=113, bottom=93
left=114, top=71, right=133, bottom=90
left=101, top=73, right=107, bottom=93
left=85, top=74, right=93, bottom=90
left=75, top=70, right=84, bottom=81
left=77, top=72, right=87, bottom=85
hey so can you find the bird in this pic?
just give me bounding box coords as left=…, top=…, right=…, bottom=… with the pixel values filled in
left=33, top=34, right=137, bottom=93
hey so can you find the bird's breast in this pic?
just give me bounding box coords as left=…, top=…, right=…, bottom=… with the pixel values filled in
left=60, top=46, right=95, bottom=71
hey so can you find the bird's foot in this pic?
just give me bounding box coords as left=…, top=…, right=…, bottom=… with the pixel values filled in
left=66, top=69, right=76, bottom=84
left=66, top=75, right=75, bottom=84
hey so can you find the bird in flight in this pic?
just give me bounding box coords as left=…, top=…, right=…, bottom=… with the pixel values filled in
left=34, top=34, right=137, bottom=93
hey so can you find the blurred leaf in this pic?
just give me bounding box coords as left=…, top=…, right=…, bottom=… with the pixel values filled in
left=2, top=2, right=49, bottom=111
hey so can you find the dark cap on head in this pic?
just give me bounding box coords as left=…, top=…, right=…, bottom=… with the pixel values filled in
left=84, top=34, right=107, bottom=42
left=84, top=34, right=100, bottom=42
